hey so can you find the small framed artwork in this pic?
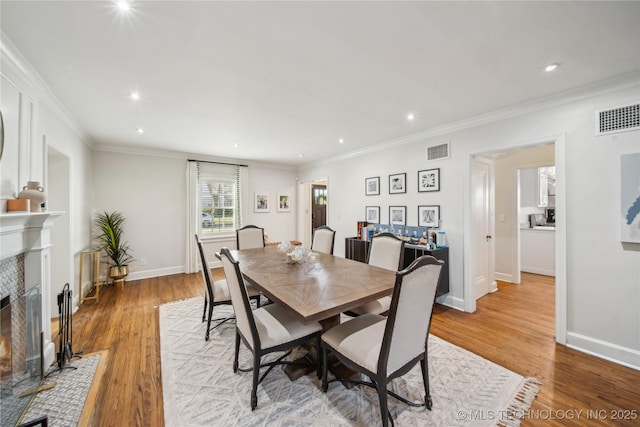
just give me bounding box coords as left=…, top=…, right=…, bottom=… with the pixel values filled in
left=389, top=173, right=406, bottom=194
left=277, top=193, right=291, bottom=212
left=418, top=168, right=440, bottom=192
left=389, top=206, right=406, bottom=225
left=254, top=192, right=270, bottom=213
left=365, top=206, right=380, bottom=224
left=418, top=205, right=440, bottom=228
left=365, top=176, right=380, bottom=196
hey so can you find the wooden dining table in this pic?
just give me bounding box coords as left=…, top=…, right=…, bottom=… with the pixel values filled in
left=232, top=246, right=396, bottom=330
left=231, top=246, right=396, bottom=380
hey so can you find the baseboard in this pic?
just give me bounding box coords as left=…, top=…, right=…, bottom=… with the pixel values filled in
left=436, top=294, right=465, bottom=311
left=127, top=266, right=185, bottom=281
left=495, top=272, right=515, bottom=283
left=566, top=331, right=640, bottom=371
left=521, top=266, right=555, bottom=277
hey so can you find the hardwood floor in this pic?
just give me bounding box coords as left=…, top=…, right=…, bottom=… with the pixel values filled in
left=70, top=271, right=640, bottom=426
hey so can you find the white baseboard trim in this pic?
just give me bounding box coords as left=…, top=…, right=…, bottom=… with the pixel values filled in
left=521, top=267, right=555, bottom=277
left=566, top=331, right=640, bottom=371
left=495, top=272, right=515, bottom=283
left=127, top=266, right=185, bottom=281
left=436, top=294, right=466, bottom=311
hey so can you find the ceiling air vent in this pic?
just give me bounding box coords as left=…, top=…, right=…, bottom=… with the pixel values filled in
left=595, top=103, right=640, bottom=136
left=426, top=142, right=450, bottom=161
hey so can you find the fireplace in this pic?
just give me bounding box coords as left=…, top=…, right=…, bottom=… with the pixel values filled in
left=0, top=295, right=11, bottom=381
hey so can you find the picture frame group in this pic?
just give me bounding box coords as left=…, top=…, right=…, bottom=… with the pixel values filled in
left=365, top=169, right=441, bottom=195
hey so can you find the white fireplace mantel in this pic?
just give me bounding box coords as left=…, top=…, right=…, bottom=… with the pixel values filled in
left=1, top=211, right=64, bottom=369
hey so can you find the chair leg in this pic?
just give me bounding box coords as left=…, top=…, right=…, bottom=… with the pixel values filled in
left=202, top=297, right=208, bottom=322
left=251, top=351, right=260, bottom=410
left=421, top=357, right=432, bottom=410
left=321, top=342, right=329, bottom=392
left=233, top=331, right=240, bottom=373
left=377, top=378, right=390, bottom=427
left=205, top=302, right=214, bottom=341
left=315, top=334, right=322, bottom=379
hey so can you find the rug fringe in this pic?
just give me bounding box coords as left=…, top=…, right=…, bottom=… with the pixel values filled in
left=498, top=377, right=541, bottom=427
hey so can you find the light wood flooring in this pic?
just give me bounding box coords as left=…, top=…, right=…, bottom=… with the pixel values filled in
left=68, top=271, right=640, bottom=426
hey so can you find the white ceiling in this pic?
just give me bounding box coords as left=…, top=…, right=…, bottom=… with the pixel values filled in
left=1, top=1, right=639, bottom=166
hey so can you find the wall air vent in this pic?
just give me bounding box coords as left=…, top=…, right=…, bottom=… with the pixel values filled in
left=426, top=142, right=450, bottom=161
left=595, top=103, right=640, bottom=136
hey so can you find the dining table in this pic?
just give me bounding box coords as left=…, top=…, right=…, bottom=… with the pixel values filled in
left=232, top=246, right=396, bottom=329
left=231, top=246, right=397, bottom=380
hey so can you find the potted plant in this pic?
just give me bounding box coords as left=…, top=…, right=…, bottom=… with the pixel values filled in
left=94, top=211, right=134, bottom=285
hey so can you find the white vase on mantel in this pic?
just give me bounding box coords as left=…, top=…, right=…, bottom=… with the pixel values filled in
left=18, top=181, right=47, bottom=212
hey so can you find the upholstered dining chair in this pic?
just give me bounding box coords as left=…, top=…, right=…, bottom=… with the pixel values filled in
left=322, top=255, right=444, bottom=427
left=311, top=225, right=336, bottom=254
left=346, top=232, right=405, bottom=316
left=236, top=225, right=265, bottom=250
left=195, top=234, right=260, bottom=341
left=219, top=247, right=323, bottom=410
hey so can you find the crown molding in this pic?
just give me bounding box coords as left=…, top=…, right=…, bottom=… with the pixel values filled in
left=301, top=72, right=640, bottom=170
left=92, top=143, right=297, bottom=171
left=0, top=32, right=93, bottom=146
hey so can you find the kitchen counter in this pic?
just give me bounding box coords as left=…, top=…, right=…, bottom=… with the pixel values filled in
left=520, top=227, right=555, bottom=276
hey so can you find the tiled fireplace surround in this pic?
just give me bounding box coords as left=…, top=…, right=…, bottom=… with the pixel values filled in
left=0, top=212, right=61, bottom=369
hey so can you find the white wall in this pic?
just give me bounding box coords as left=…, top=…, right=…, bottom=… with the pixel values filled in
left=1, top=38, right=94, bottom=312
left=299, top=83, right=640, bottom=369
left=91, top=151, right=298, bottom=276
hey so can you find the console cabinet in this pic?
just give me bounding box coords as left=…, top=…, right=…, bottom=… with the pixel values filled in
left=344, top=237, right=449, bottom=297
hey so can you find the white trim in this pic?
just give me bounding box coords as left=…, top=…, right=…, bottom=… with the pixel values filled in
left=494, top=272, right=516, bottom=283
left=520, top=267, right=555, bottom=277
left=126, top=266, right=185, bottom=281
left=436, top=294, right=465, bottom=312
left=464, top=134, right=567, bottom=347
left=567, top=332, right=640, bottom=371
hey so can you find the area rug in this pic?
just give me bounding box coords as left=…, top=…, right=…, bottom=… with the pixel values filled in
left=160, top=298, right=539, bottom=426
left=20, top=353, right=102, bottom=426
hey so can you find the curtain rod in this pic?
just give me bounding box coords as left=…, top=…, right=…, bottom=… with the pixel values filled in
left=187, top=159, right=248, bottom=167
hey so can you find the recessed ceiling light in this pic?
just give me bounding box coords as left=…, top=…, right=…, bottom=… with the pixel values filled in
left=542, top=63, right=560, bottom=72
left=136, top=128, right=144, bottom=134
left=130, top=91, right=140, bottom=101
left=338, top=138, right=344, bottom=144
left=298, top=154, right=304, bottom=158
left=117, top=1, right=130, bottom=12
left=234, top=144, right=239, bottom=148
left=407, top=113, right=416, bottom=121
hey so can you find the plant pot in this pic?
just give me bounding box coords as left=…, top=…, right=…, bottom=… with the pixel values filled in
left=109, top=265, right=129, bottom=285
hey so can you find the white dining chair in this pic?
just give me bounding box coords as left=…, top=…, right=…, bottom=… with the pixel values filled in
left=195, top=234, right=260, bottom=341
left=322, top=255, right=444, bottom=427
left=236, top=225, right=265, bottom=250
left=219, top=247, right=323, bottom=410
left=311, top=225, right=336, bottom=254
left=347, top=232, right=405, bottom=316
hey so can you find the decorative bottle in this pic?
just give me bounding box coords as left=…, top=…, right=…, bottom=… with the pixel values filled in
left=18, top=181, right=47, bottom=212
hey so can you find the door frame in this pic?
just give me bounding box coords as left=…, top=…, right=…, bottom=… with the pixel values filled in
left=471, top=157, right=497, bottom=300
left=463, top=133, right=567, bottom=344
left=297, top=176, right=329, bottom=248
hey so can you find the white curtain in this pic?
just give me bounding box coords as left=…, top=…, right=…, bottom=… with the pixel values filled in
left=185, top=161, right=199, bottom=273
left=239, top=165, right=249, bottom=227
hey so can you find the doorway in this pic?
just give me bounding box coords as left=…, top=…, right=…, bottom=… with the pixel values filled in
left=464, top=136, right=566, bottom=344
left=297, top=178, right=328, bottom=248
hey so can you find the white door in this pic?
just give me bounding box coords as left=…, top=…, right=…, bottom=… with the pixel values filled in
left=472, top=160, right=492, bottom=300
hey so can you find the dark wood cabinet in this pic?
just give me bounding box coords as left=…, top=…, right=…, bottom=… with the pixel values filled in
left=344, top=237, right=450, bottom=297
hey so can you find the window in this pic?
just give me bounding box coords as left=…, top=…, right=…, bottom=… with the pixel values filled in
left=196, top=162, right=245, bottom=236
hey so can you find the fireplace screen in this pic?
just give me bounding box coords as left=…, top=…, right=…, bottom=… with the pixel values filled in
left=0, top=285, right=43, bottom=426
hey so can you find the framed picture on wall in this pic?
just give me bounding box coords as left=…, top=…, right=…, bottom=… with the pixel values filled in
left=365, top=206, right=380, bottom=224
left=418, top=205, right=440, bottom=228
left=389, top=173, right=406, bottom=194
left=365, top=176, right=380, bottom=196
left=418, top=168, right=440, bottom=192
left=254, top=192, right=270, bottom=212
left=389, top=206, right=406, bottom=225
left=277, top=193, right=291, bottom=212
